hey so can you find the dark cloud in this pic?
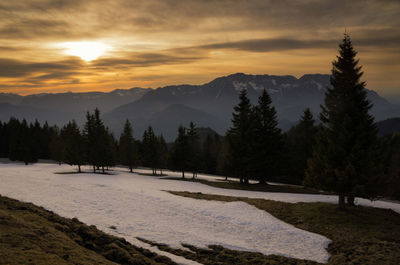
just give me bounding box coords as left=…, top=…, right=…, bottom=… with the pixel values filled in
left=0, top=58, right=83, bottom=77
left=1, top=0, right=399, bottom=39
left=197, top=38, right=335, bottom=53
left=93, top=53, right=202, bottom=68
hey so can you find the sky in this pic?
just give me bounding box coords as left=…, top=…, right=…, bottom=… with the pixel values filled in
left=0, top=0, right=399, bottom=101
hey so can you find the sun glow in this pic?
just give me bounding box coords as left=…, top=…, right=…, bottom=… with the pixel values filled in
left=59, top=41, right=111, bottom=61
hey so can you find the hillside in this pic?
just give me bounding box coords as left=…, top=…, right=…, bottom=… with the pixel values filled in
left=377, top=117, right=400, bottom=136
left=0, top=195, right=175, bottom=265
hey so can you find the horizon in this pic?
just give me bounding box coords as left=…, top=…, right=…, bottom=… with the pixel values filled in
left=0, top=1, right=399, bottom=101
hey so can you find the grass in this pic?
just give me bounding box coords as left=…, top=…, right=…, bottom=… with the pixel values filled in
left=163, top=176, right=330, bottom=195
left=137, top=237, right=319, bottom=265
left=0, top=195, right=177, bottom=265
left=138, top=172, right=168, bottom=177
left=166, top=191, right=400, bottom=265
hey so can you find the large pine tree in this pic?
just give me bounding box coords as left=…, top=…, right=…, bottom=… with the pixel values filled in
left=227, top=89, right=253, bottom=183
left=305, top=34, right=379, bottom=209
left=251, top=89, right=282, bottom=184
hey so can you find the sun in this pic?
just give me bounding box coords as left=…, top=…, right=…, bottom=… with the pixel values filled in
left=58, top=41, right=111, bottom=62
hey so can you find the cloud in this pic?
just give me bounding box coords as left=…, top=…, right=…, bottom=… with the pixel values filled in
left=92, top=52, right=203, bottom=68
left=1, top=0, right=399, bottom=40
left=0, top=58, right=83, bottom=78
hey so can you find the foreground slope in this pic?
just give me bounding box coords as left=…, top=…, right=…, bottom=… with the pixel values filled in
left=0, top=195, right=175, bottom=265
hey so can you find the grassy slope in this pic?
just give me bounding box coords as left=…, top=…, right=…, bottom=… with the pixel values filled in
left=167, top=191, right=400, bottom=265
left=0, top=195, right=176, bottom=265
left=162, top=176, right=331, bottom=195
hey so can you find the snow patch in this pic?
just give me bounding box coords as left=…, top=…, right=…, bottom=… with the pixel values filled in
left=0, top=163, right=332, bottom=263
left=233, top=81, right=248, bottom=91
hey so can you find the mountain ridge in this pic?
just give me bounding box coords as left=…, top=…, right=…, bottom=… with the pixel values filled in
left=1, top=73, right=399, bottom=140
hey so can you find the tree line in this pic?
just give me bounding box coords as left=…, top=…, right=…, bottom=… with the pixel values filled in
left=0, top=34, right=399, bottom=207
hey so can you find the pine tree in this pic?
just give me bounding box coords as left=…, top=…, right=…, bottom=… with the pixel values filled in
left=187, top=121, right=201, bottom=178
left=49, top=126, right=65, bottom=165
left=142, top=126, right=159, bottom=175
left=119, top=120, right=137, bottom=173
left=202, top=134, right=221, bottom=174
left=251, top=89, right=282, bottom=184
left=84, top=108, right=114, bottom=173
left=227, top=89, right=253, bottom=183
left=305, top=34, right=379, bottom=209
left=171, top=125, right=189, bottom=178
left=285, top=108, right=317, bottom=184
left=216, top=136, right=232, bottom=180
left=62, top=120, right=86, bottom=172
left=157, top=135, right=168, bottom=175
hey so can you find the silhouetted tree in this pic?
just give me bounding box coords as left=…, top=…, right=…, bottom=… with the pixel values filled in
left=227, top=89, right=253, bottom=183
left=119, top=120, right=137, bottom=173
left=142, top=126, right=159, bottom=175
left=157, top=135, right=168, bottom=175
left=84, top=108, right=114, bottom=173
left=202, top=134, right=221, bottom=174
left=285, top=108, right=317, bottom=184
left=171, top=125, right=189, bottom=178
left=62, top=120, right=86, bottom=172
left=187, top=121, right=201, bottom=178
left=305, top=34, right=380, bottom=209
left=250, top=89, right=283, bottom=184
left=49, top=126, right=65, bottom=165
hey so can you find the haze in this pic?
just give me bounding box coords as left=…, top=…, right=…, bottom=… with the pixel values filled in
left=0, top=0, right=399, bottom=101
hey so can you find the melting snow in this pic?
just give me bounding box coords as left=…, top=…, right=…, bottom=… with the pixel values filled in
left=0, top=163, right=332, bottom=264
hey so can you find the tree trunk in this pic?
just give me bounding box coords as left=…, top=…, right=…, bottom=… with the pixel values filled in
left=160, top=169, right=163, bottom=175
left=192, top=172, right=195, bottom=179
left=182, top=171, right=185, bottom=179
left=338, top=194, right=346, bottom=210
left=93, top=165, right=96, bottom=173
left=347, top=196, right=355, bottom=206
left=225, top=176, right=228, bottom=181
left=129, top=166, right=133, bottom=173
left=25, top=161, right=28, bottom=166
left=78, top=165, right=81, bottom=173
left=244, top=177, right=249, bottom=184
left=102, top=166, right=105, bottom=173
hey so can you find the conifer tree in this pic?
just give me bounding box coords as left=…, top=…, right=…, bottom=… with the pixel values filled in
left=216, top=136, right=232, bottom=180
left=62, top=120, right=86, bottom=172
left=119, top=120, right=137, bottom=173
left=187, top=121, right=201, bottom=178
left=142, top=126, right=159, bottom=175
left=202, top=134, right=221, bottom=174
left=227, top=89, right=253, bottom=183
left=157, top=135, right=168, bottom=175
left=84, top=108, right=114, bottom=173
left=49, top=126, right=65, bottom=165
left=305, top=34, right=379, bottom=209
left=251, top=89, right=282, bottom=184
left=171, top=125, right=189, bottom=178
left=285, top=108, right=317, bottom=184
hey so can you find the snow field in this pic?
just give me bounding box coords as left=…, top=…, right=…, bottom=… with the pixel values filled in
left=0, top=163, right=333, bottom=263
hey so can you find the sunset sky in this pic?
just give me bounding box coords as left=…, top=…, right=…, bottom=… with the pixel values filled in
left=0, top=0, right=399, bottom=101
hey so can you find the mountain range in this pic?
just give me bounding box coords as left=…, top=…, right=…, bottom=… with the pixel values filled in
left=1, top=73, right=400, bottom=140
